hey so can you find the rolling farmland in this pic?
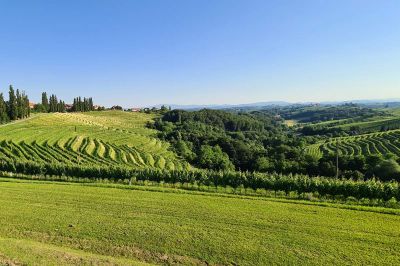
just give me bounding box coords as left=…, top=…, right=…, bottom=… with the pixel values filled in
left=0, top=111, right=188, bottom=170
left=306, top=130, right=400, bottom=158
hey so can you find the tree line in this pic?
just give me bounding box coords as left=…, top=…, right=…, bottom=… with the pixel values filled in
left=34, top=92, right=67, bottom=113
left=34, top=92, right=96, bottom=113
left=0, top=85, right=30, bottom=124
left=72, top=97, right=95, bottom=112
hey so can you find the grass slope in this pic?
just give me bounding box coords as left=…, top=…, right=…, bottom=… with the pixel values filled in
left=0, top=111, right=187, bottom=170
left=0, top=179, right=399, bottom=265
left=306, top=130, right=400, bottom=158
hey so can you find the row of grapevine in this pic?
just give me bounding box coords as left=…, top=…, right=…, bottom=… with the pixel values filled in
left=306, top=130, right=400, bottom=157
left=0, top=159, right=398, bottom=201
left=0, top=137, right=188, bottom=171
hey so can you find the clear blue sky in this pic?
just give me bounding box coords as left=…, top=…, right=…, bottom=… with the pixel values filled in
left=1, top=0, right=399, bottom=107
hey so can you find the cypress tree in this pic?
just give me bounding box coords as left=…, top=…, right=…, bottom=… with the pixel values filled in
left=78, top=97, right=82, bottom=112
left=0, top=93, right=9, bottom=123
left=16, top=89, right=24, bottom=119
left=72, top=98, right=77, bottom=112
left=89, top=97, right=94, bottom=111
left=23, top=93, right=30, bottom=117
left=7, top=85, right=17, bottom=120
left=41, top=92, right=49, bottom=112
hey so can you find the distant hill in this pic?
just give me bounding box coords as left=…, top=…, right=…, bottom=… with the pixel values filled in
left=146, top=99, right=400, bottom=110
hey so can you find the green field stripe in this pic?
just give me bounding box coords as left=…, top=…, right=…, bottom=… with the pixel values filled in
left=78, top=137, right=89, bottom=154
left=0, top=141, right=20, bottom=160
left=374, top=135, right=400, bottom=156
left=9, top=142, right=30, bottom=160
left=320, top=143, right=331, bottom=155
left=32, top=142, right=68, bottom=163
left=123, top=146, right=146, bottom=165
left=363, top=138, right=379, bottom=154
left=356, top=139, right=370, bottom=154
left=85, top=138, right=96, bottom=156
left=108, top=143, right=131, bottom=165
left=119, top=146, right=140, bottom=166
left=155, top=156, right=166, bottom=169
left=64, top=136, right=78, bottom=150
left=20, top=142, right=51, bottom=163
left=369, top=137, right=390, bottom=154
left=337, top=142, right=353, bottom=156
left=70, top=136, right=84, bottom=152
left=94, top=139, right=106, bottom=158
left=382, top=133, right=400, bottom=151
left=44, top=142, right=80, bottom=164
left=344, top=141, right=362, bottom=156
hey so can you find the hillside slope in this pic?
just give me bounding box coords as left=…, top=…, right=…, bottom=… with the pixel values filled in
left=0, top=111, right=188, bottom=170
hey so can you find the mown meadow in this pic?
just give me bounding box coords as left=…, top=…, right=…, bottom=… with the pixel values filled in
left=0, top=179, right=399, bottom=265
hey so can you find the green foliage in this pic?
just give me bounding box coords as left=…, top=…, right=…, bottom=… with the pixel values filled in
left=198, top=145, right=234, bottom=171
left=373, top=159, right=400, bottom=180
left=72, top=97, right=95, bottom=112
left=0, top=93, right=9, bottom=124
left=7, top=85, right=18, bottom=120
left=254, top=157, right=272, bottom=172
left=41, top=92, right=49, bottom=111
left=154, top=109, right=295, bottom=172
left=279, top=103, right=383, bottom=123
left=163, top=109, right=266, bottom=131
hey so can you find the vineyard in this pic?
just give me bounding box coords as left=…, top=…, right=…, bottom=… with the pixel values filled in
left=0, top=111, right=189, bottom=171
left=306, top=129, right=400, bottom=157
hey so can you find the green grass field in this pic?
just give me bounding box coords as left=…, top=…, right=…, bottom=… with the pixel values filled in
left=0, top=178, right=399, bottom=265
left=0, top=111, right=189, bottom=170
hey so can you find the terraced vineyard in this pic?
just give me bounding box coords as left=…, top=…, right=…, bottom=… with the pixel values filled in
left=0, top=111, right=189, bottom=170
left=306, top=130, right=400, bottom=158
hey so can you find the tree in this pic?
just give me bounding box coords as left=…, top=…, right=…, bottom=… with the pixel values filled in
left=0, top=93, right=9, bottom=123
left=41, top=92, right=49, bottom=112
left=7, top=85, right=18, bottom=120
left=198, top=145, right=234, bottom=171
left=254, top=157, right=272, bottom=172
left=175, top=140, right=196, bottom=161
left=49, top=94, right=58, bottom=112
left=16, top=89, right=23, bottom=119
left=374, top=159, right=400, bottom=181
left=33, top=104, right=47, bottom=113
left=22, top=91, right=30, bottom=118
left=57, top=100, right=66, bottom=113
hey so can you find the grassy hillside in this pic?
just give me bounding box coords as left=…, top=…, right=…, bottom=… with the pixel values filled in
left=0, top=111, right=188, bottom=170
left=301, top=107, right=400, bottom=134
left=0, top=178, right=399, bottom=265
left=306, top=130, right=400, bottom=158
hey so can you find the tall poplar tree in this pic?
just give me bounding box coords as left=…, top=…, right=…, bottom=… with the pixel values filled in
left=41, top=92, right=49, bottom=112
left=0, top=93, right=9, bottom=123
left=7, top=85, right=17, bottom=120
left=16, top=89, right=24, bottom=119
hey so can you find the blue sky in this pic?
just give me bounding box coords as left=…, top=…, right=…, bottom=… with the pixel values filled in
left=0, top=0, right=399, bottom=107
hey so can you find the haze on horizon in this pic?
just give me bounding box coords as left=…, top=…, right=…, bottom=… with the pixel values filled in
left=1, top=0, right=399, bottom=107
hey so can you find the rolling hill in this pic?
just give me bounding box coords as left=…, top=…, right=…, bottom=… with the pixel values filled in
left=0, top=111, right=189, bottom=171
